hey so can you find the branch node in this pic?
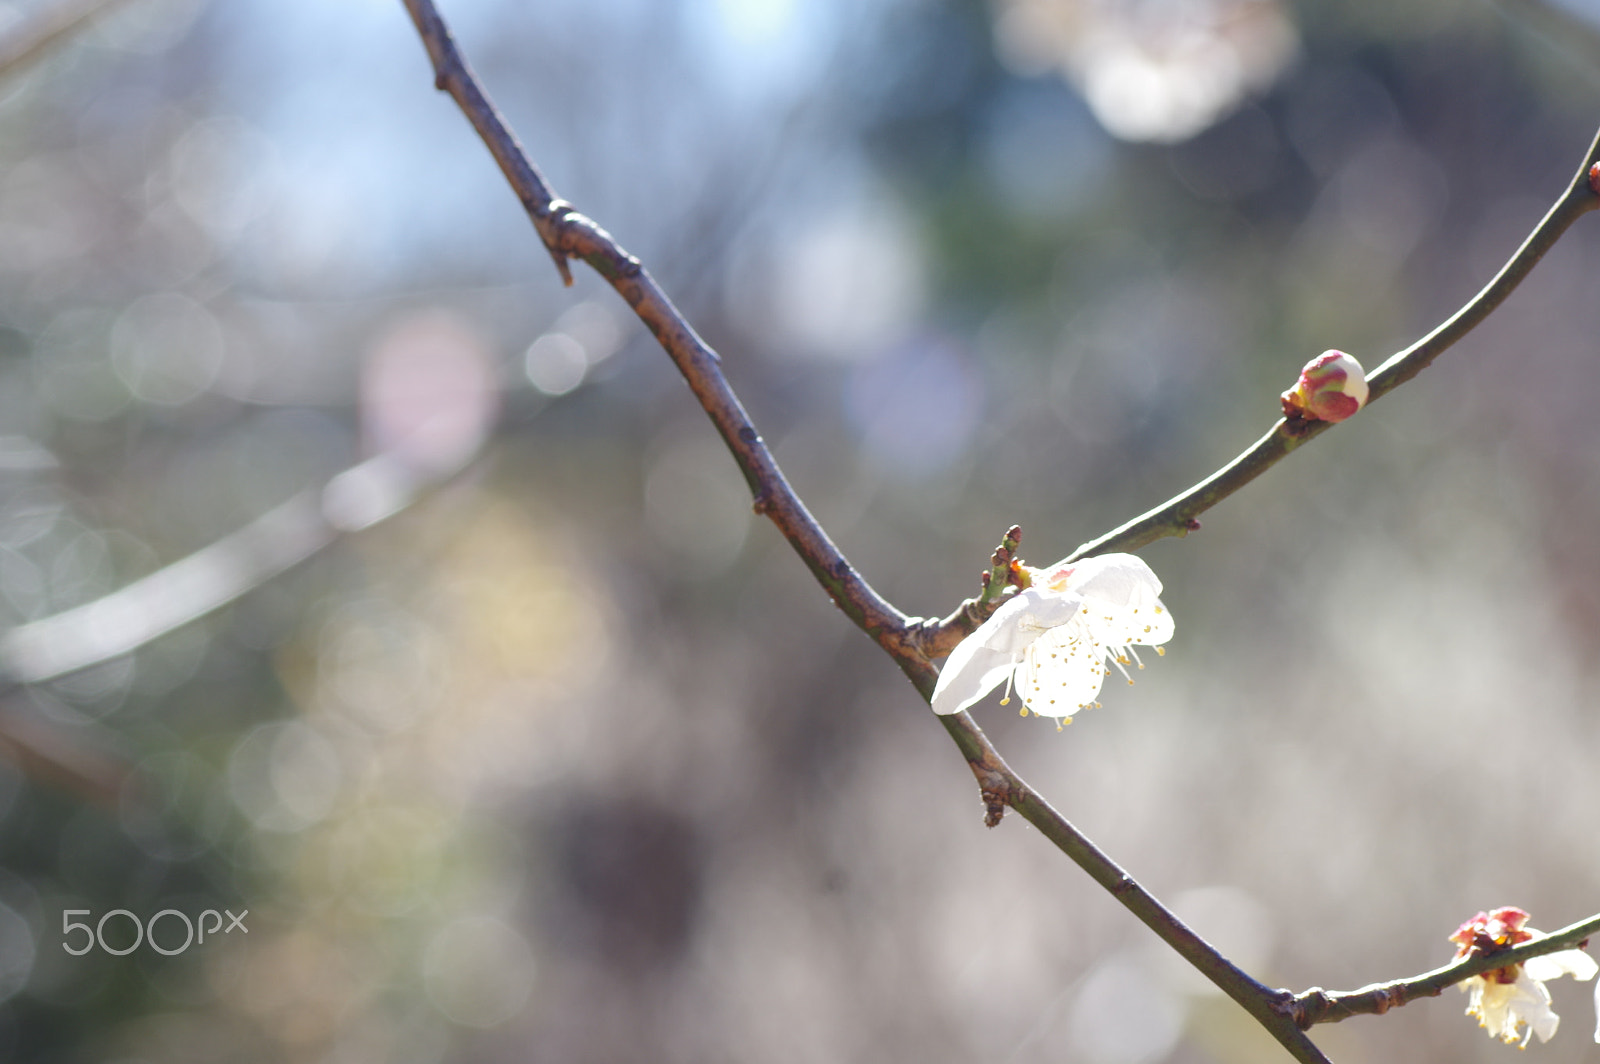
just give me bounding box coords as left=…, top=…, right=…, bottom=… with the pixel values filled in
left=542, top=199, right=577, bottom=285
left=1279, top=988, right=1327, bottom=1029
left=980, top=785, right=1008, bottom=827
left=751, top=490, right=773, bottom=516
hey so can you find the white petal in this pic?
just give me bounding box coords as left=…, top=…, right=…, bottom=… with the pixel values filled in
left=1061, top=554, right=1174, bottom=647
left=1592, top=969, right=1599, bottom=1042
left=1512, top=971, right=1561, bottom=1043
left=1524, top=948, right=1598, bottom=982
left=1018, top=613, right=1109, bottom=717
left=965, top=592, right=1036, bottom=651
left=978, top=588, right=1081, bottom=651
left=1060, top=553, right=1165, bottom=599
left=1468, top=979, right=1516, bottom=1040
left=931, top=640, right=1016, bottom=715
left=930, top=588, right=1085, bottom=715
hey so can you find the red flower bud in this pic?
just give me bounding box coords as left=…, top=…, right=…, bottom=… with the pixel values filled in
left=1281, top=350, right=1368, bottom=423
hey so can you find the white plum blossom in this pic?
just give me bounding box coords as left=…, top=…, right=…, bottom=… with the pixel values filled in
left=931, top=553, right=1173, bottom=721
left=1449, top=907, right=1599, bottom=1047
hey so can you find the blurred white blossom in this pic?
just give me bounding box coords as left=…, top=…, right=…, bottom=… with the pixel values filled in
left=988, top=0, right=1298, bottom=142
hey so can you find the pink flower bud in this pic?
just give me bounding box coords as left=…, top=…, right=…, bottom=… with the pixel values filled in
left=1281, top=350, right=1369, bottom=423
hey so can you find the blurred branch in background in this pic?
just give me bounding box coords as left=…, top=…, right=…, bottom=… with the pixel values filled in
left=0, top=447, right=465, bottom=805
left=0, top=698, right=125, bottom=803
left=0, top=0, right=132, bottom=77
left=1494, top=0, right=1600, bottom=83
left=0, top=451, right=434, bottom=686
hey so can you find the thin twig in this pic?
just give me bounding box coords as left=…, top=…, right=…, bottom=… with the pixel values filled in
left=1058, top=127, right=1600, bottom=566
left=398, top=0, right=915, bottom=662
left=939, top=708, right=1335, bottom=1064
left=912, top=524, right=1025, bottom=660
left=1281, top=911, right=1600, bottom=1029
left=924, top=124, right=1600, bottom=659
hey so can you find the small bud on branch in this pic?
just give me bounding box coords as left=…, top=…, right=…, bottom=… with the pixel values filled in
left=1281, top=351, right=1369, bottom=423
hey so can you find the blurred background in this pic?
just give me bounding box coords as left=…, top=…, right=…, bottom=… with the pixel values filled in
left=0, top=0, right=1597, bottom=1060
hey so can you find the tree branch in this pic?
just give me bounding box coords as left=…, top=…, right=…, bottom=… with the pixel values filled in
left=1059, top=127, right=1600, bottom=565
left=398, top=0, right=916, bottom=663
left=0, top=452, right=433, bottom=686
left=396, top=7, right=1341, bottom=1061
left=940, top=707, right=1334, bottom=1063
left=911, top=524, right=1025, bottom=660
left=1281, top=911, right=1600, bottom=1029
left=395, top=6, right=1600, bottom=1062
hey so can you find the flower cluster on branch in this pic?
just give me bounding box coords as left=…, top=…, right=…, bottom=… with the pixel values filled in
left=1448, top=907, right=1597, bottom=1047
